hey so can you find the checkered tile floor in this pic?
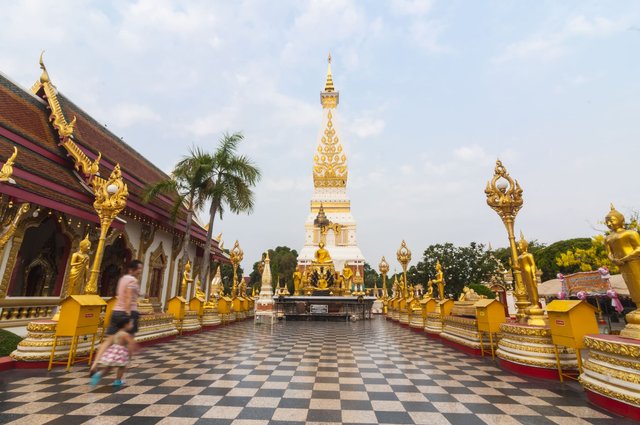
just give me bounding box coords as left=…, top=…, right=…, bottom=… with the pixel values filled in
left=0, top=317, right=633, bottom=425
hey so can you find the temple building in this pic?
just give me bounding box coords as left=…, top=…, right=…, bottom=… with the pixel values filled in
left=0, top=56, right=226, bottom=332
left=297, top=56, right=365, bottom=277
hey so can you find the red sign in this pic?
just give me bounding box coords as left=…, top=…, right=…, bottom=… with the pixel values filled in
left=555, top=319, right=565, bottom=326
left=85, top=313, right=94, bottom=318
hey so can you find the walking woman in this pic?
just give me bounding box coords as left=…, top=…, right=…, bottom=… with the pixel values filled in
left=90, top=259, right=143, bottom=376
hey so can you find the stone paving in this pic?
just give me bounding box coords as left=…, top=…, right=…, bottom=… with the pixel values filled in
left=0, top=317, right=632, bottom=424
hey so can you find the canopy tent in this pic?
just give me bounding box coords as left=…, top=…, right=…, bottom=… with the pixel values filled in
left=539, top=274, right=629, bottom=297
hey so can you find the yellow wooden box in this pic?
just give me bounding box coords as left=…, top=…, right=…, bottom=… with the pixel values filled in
left=421, top=298, right=437, bottom=318
left=56, top=295, right=106, bottom=337
left=438, top=299, right=454, bottom=318
left=546, top=300, right=598, bottom=349
left=189, top=297, right=205, bottom=317
left=403, top=296, right=415, bottom=313
left=232, top=296, right=245, bottom=313
left=218, top=296, right=233, bottom=315
left=166, top=296, right=187, bottom=320
left=241, top=296, right=250, bottom=312
left=474, top=299, right=506, bottom=333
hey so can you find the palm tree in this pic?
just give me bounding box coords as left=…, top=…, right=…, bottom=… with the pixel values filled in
left=199, top=133, right=261, bottom=283
left=143, top=150, right=211, bottom=292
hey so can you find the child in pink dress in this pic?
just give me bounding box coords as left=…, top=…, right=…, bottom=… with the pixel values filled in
left=90, top=316, right=138, bottom=388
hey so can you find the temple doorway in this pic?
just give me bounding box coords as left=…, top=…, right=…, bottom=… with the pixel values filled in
left=8, top=217, right=70, bottom=297
left=99, top=236, right=132, bottom=297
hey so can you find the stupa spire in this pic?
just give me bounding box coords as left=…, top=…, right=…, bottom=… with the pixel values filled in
left=324, top=53, right=335, bottom=92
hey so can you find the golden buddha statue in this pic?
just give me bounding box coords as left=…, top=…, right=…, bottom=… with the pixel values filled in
left=605, top=205, right=640, bottom=338
left=342, top=266, right=354, bottom=292
left=314, top=241, right=332, bottom=264
left=434, top=261, right=445, bottom=299
left=66, top=235, right=91, bottom=296
left=195, top=280, right=206, bottom=300
left=424, top=279, right=434, bottom=299
left=180, top=261, right=193, bottom=299
left=293, top=270, right=302, bottom=295
left=517, top=233, right=540, bottom=308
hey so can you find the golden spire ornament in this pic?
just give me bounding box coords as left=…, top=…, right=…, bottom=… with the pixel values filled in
left=230, top=240, right=244, bottom=296
left=85, top=164, right=129, bottom=294
left=378, top=256, right=389, bottom=299
left=396, top=240, right=412, bottom=295
left=485, top=159, right=530, bottom=323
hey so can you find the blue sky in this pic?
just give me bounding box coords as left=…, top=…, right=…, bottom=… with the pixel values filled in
left=1, top=0, right=639, bottom=273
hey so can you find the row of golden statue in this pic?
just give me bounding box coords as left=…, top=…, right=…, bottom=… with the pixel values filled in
left=381, top=160, right=640, bottom=420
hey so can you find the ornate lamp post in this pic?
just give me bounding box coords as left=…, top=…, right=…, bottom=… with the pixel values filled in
left=378, top=256, right=389, bottom=299
left=485, top=160, right=530, bottom=323
left=86, top=164, right=128, bottom=294
left=397, top=240, right=411, bottom=297
left=230, top=240, right=244, bottom=297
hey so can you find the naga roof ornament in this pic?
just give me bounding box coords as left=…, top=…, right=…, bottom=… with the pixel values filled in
left=31, top=51, right=101, bottom=181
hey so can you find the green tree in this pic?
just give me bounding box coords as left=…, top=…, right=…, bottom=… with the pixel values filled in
left=413, top=242, right=499, bottom=298
left=143, top=151, right=211, bottom=283
left=363, top=263, right=381, bottom=289
left=199, top=133, right=261, bottom=283
left=247, top=246, right=298, bottom=293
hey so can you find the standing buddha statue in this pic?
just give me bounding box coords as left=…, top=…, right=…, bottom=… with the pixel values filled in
left=434, top=261, right=445, bottom=299
left=180, top=261, right=193, bottom=299
left=293, top=270, right=302, bottom=295
left=66, top=235, right=91, bottom=296
left=517, top=232, right=545, bottom=326
left=604, top=205, right=640, bottom=339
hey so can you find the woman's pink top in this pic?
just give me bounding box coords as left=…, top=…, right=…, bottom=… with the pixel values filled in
left=113, top=274, right=140, bottom=312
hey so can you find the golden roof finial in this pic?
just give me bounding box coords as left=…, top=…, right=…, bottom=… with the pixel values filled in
left=324, top=52, right=335, bottom=93
left=39, top=51, right=50, bottom=84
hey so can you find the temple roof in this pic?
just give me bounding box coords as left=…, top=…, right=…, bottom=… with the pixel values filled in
left=0, top=69, right=224, bottom=259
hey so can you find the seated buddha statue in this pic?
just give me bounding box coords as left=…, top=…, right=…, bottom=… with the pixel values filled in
left=195, top=283, right=206, bottom=301
left=314, top=242, right=332, bottom=264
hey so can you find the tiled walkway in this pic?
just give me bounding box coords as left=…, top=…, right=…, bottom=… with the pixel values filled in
left=0, top=317, right=632, bottom=425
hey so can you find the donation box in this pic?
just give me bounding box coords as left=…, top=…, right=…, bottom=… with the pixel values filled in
left=421, top=298, right=437, bottom=318
left=546, top=300, right=598, bottom=349
left=167, top=296, right=187, bottom=320
left=56, top=295, right=106, bottom=337
left=189, top=296, right=205, bottom=317
left=218, top=296, right=232, bottom=315
left=438, top=299, right=454, bottom=318
left=474, top=299, right=506, bottom=333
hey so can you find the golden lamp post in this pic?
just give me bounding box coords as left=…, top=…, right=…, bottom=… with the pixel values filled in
left=485, top=160, right=530, bottom=323
left=397, top=240, right=411, bottom=297
left=86, top=165, right=128, bottom=294
left=230, top=240, right=244, bottom=297
left=378, top=256, right=389, bottom=298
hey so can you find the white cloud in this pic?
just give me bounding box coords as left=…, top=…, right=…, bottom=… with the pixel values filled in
left=496, top=15, right=628, bottom=63
left=391, top=0, right=434, bottom=16
left=347, top=116, right=386, bottom=139
left=109, top=103, right=161, bottom=128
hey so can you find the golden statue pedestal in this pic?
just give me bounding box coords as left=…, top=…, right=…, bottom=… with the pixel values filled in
left=10, top=320, right=96, bottom=363
left=496, top=322, right=577, bottom=380
left=202, top=305, right=222, bottom=327
left=174, top=309, right=201, bottom=333
left=399, top=296, right=412, bottom=326
left=440, top=315, right=494, bottom=356
left=137, top=299, right=155, bottom=315
left=579, top=335, right=640, bottom=420
left=409, top=304, right=424, bottom=330
left=136, top=312, right=179, bottom=343
left=424, top=299, right=454, bottom=338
